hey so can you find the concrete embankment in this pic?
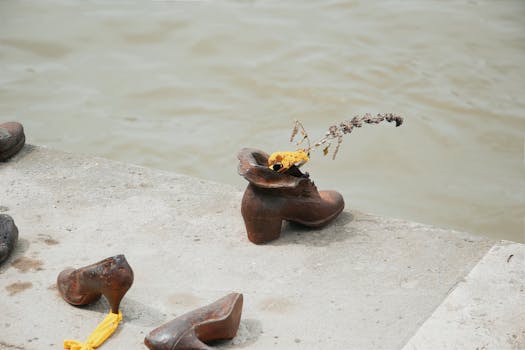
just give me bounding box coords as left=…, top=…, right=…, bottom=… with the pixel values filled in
left=1, top=145, right=523, bottom=349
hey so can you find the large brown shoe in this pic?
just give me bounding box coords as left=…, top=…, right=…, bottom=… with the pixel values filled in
left=57, top=255, right=134, bottom=313
left=0, top=122, right=25, bottom=161
left=145, top=293, right=243, bottom=350
left=0, top=214, right=19, bottom=264
left=238, top=148, right=344, bottom=244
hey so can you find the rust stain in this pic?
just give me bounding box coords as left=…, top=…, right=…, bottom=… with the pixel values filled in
left=6, top=281, right=33, bottom=295
left=43, top=238, right=59, bottom=245
left=38, top=234, right=59, bottom=245
left=168, top=293, right=202, bottom=307
left=12, top=257, right=44, bottom=272
left=258, top=297, right=293, bottom=313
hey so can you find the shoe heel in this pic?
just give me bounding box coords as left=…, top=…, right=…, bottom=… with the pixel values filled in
left=241, top=185, right=283, bottom=244
left=242, top=214, right=282, bottom=244
left=194, top=293, right=243, bottom=341
left=100, top=255, right=134, bottom=313
left=57, top=255, right=133, bottom=313
left=102, top=277, right=133, bottom=314
left=145, top=293, right=243, bottom=350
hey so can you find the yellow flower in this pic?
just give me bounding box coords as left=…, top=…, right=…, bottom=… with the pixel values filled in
left=268, top=150, right=309, bottom=172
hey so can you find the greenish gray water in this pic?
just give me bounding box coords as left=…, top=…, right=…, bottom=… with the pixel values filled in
left=1, top=1, right=523, bottom=242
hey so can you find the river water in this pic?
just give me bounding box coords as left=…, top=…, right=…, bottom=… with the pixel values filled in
left=1, top=1, right=523, bottom=242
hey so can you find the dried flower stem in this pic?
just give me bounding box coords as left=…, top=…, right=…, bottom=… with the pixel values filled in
left=289, top=120, right=311, bottom=150
left=290, top=113, right=403, bottom=160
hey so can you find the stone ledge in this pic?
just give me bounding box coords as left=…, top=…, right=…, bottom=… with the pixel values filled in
left=402, top=241, right=525, bottom=350
left=0, top=145, right=519, bottom=349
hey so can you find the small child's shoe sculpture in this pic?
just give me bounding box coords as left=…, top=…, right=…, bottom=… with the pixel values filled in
left=0, top=121, right=25, bottom=161
left=0, top=214, right=19, bottom=264
left=145, top=293, right=243, bottom=350
left=238, top=148, right=344, bottom=244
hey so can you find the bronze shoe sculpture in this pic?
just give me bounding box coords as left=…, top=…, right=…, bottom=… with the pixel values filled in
left=238, top=148, right=344, bottom=244
left=0, top=214, right=19, bottom=264
left=145, top=292, right=243, bottom=350
left=57, top=254, right=134, bottom=314
left=0, top=121, right=25, bottom=161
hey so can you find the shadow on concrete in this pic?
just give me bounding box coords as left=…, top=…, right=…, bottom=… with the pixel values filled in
left=0, top=144, right=37, bottom=165
left=0, top=237, right=30, bottom=274
left=211, top=318, right=263, bottom=349
left=78, top=295, right=110, bottom=314
left=271, top=211, right=356, bottom=247
left=121, top=297, right=167, bottom=327
left=79, top=296, right=167, bottom=328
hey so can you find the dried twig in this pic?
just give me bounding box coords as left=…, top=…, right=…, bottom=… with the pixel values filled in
left=290, top=113, right=403, bottom=160
left=289, top=120, right=311, bottom=150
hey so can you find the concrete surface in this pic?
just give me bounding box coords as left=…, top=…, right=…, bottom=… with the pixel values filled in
left=0, top=145, right=522, bottom=349
left=402, top=241, right=525, bottom=350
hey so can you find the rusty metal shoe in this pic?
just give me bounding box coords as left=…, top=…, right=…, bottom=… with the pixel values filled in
left=144, top=293, right=243, bottom=350
left=57, top=255, right=134, bottom=313
left=0, top=214, right=19, bottom=264
left=0, top=122, right=25, bottom=162
left=238, top=148, right=344, bottom=244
